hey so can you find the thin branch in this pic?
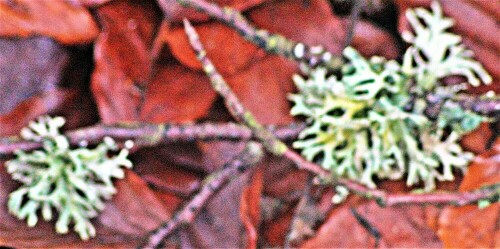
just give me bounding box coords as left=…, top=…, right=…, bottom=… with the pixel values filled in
left=350, top=207, right=382, bottom=247
left=285, top=176, right=333, bottom=248
left=173, top=0, right=500, bottom=117
left=184, top=19, right=330, bottom=177
left=172, top=0, right=344, bottom=71
left=139, top=142, right=264, bottom=249
left=183, top=18, right=500, bottom=208
left=336, top=179, right=500, bottom=207
left=0, top=122, right=305, bottom=156
left=343, top=0, right=363, bottom=49
left=451, top=94, right=500, bottom=117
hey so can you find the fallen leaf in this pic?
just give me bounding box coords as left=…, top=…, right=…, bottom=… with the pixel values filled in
left=249, top=0, right=399, bottom=59
left=139, top=63, right=217, bottom=123
left=349, top=19, right=400, bottom=59
left=157, top=0, right=268, bottom=23
left=263, top=205, right=294, bottom=247
left=133, top=147, right=203, bottom=198
left=92, top=0, right=217, bottom=123
left=179, top=169, right=253, bottom=248
left=300, top=201, right=442, bottom=248
left=0, top=37, right=97, bottom=136
left=249, top=0, right=346, bottom=55
left=226, top=56, right=297, bottom=124
left=0, top=0, right=98, bottom=44
left=240, top=166, right=264, bottom=249
left=438, top=143, right=500, bottom=248
left=91, top=0, right=160, bottom=123
left=461, top=122, right=495, bottom=154
left=163, top=22, right=264, bottom=75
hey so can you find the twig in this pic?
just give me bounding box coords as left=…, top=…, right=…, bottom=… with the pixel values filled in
left=139, top=142, right=264, bottom=249
left=184, top=18, right=500, bottom=208
left=285, top=176, right=332, bottom=248
left=173, top=0, right=344, bottom=71
left=184, top=19, right=330, bottom=178
left=337, top=179, right=500, bottom=207
left=0, top=122, right=305, bottom=156
left=452, top=94, right=500, bottom=117
left=350, top=207, right=381, bottom=247
left=343, top=0, right=363, bottom=49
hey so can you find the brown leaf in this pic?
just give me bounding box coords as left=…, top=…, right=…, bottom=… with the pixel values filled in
left=133, top=147, right=202, bottom=198
left=0, top=37, right=97, bottom=136
left=249, top=0, right=345, bottom=55
left=0, top=167, right=170, bottom=248
left=460, top=122, right=496, bottom=154
left=91, top=0, right=160, bottom=123
left=438, top=143, right=500, bottom=248
left=240, top=166, right=264, bottom=249
left=179, top=169, right=253, bottom=248
left=300, top=201, right=442, bottom=248
left=249, top=0, right=399, bottom=59
left=349, top=19, right=400, bottom=59
left=263, top=206, right=294, bottom=247
left=0, top=0, right=98, bottom=44
left=139, top=63, right=217, bottom=123
left=226, top=56, right=297, bottom=124
left=157, top=0, right=268, bottom=23
left=92, top=0, right=216, bottom=123
left=163, top=22, right=264, bottom=76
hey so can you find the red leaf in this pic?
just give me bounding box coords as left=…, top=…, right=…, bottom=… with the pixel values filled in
left=461, top=123, right=496, bottom=155
left=91, top=0, right=160, bottom=123
left=0, top=0, right=98, bottom=44
left=300, top=201, right=442, bottom=248
left=139, top=63, right=217, bottom=123
left=163, top=23, right=264, bottom=75
left=0, top=37, right=97, bottom=136
left=157, top=0, right=268, bottom=23
left=226, top=56, right=297, bottom=124
left=92, top=0, right=216, bottom=123
left=179, top=169, right=253, bottom=248
left=240, top=166, right=264, bottom=249
left=249, top=0, right=345, bottom=55
left=438, top=144, right=500, bottom=248
left=249, top=0, right=399, bottom=59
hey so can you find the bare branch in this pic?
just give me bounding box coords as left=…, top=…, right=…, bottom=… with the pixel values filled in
left=139, top=142, right=264, bottom=249
left=184, top=19, right=330, bottom=177
left=0, top=122, right=304, bottom=156
left=173, top=0, right=344, bottom=71
left=183, top=18, right=500, bottom=210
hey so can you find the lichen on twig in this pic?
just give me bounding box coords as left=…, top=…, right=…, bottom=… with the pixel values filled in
left=290, top=1, right=495, bottom=192
left=173, top=0, right=344, bottom=71
left=5, top=116, right=133, bottom=240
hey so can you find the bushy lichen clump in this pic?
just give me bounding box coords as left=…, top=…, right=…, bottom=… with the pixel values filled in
left=290, top=2, right=492, bottom=191
left=5, top=116, right=133, bottom=240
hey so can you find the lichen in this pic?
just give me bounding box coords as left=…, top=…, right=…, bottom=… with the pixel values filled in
left=5, top=116, right=133, bottom=240
left=401, top=1, right=492, bottom=91
left=290, top=1, right=492, bottom=192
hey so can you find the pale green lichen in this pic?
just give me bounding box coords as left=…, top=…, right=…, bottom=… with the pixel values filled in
left=290, top=2, right=492, bottom=192
left=401, top=1, right=492, bottom=91
left=5, top=116, right=133, bottom=240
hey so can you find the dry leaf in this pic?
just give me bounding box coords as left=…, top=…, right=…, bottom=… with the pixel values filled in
left=0, top=0, right=98, bottom=44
